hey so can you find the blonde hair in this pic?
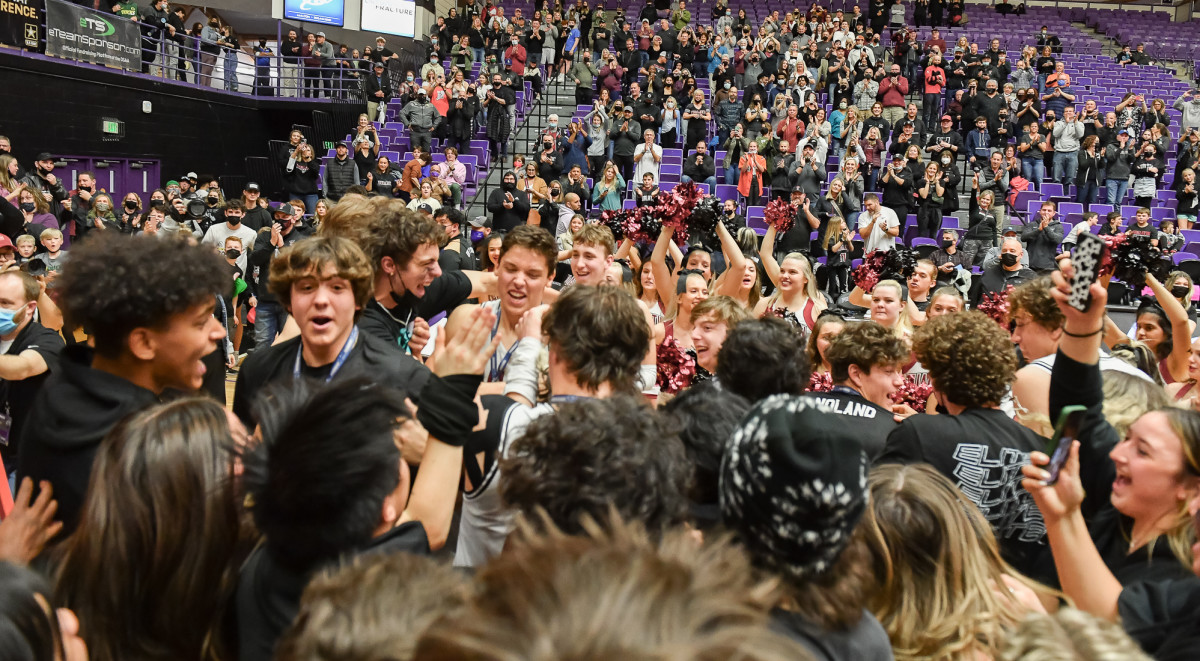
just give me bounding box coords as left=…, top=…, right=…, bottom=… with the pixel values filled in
left=872, top=279, right=913, bottom=338
left=860, top=465, right=1060, bottom=661
left=764, top=253, right=826, bottom=317
left=999, top=608, right=1153, bottom=661
left=15, top=234, right=35, bottom=247
left=39, top=228, right=63, bottom=241
left=414, top=514, right=809, bottom=661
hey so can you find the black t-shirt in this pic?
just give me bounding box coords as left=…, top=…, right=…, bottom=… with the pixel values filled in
left=0, top=322, right=64, bottom=470
left=1119, top=578, right=1200, bottom=661
left=358, top=270, right=474, bottom=350
left=370, top=169, right=402, bottom=197
left=438, top=235, right=477, bottom=274
left=802, top=388, right=895, bottom=460
left=770, top=608, right=894, bottom=661
left=877, top=407, right=1055, bottom=585
left=232, top=333, right=431, bottom=427
left=369, top=48, right=395, bottom=63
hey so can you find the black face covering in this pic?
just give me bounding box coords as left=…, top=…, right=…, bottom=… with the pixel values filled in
left=226, top=214, right=241, bottom=226
left=225, top=249, right=241, bottom=259
left=1001, top=253, right=1019, bottom=267
left=503, top=181, right=516, bottom=192
left=941, top=239, right=954, bottom=249
left=1172, top=284, right=1191, bottom=299
left=124, top=200, right=138, bottom=211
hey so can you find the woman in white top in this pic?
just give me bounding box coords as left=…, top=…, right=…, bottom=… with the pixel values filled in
left=633, top=129, right=663, bottom=184
left=406, top=181, right=443, bottom=212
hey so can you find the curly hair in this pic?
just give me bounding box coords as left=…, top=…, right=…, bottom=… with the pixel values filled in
left=1007, top=276, right=1064, bottom=332
left=57, top=233, right=228, bottom=358
left=913, top=310, right=1018, bottom=408
left=269, top=236, right=375, bottom=313
left=319, top=195, right=444, bottom=268
left=661, top=381, right=750, bottom=514
left=499, top=395, right=692, bottom=538
left=716, top=317, right=812, bottom=402
left=542, top=286, right=650, bottom=393
left=825, top=321, right=911, bottom=384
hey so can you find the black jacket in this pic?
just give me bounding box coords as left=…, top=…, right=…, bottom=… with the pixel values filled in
left=17, top=345, right=160, bottom=536
left=250, top=223, right=313, bottom=305
left=232, top=332, right=431, bottom=428
left=363, top=70, right=393, bottom=102
left=486, top=186, right=531, bottom=233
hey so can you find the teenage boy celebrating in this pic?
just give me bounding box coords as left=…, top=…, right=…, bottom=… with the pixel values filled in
left=19, top=234, right=228, bottom=534
left=233, top=236, right=431, bottom=427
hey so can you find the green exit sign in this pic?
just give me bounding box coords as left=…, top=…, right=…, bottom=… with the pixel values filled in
left=102, top=119, right=122, bottom=134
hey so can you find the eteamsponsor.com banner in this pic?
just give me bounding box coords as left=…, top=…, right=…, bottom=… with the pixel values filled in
left=44, top=0, right=139, bottom=71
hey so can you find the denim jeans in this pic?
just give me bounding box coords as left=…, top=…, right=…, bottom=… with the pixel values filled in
left=922, top=92, right=942, bottom=129
left=724, top=165, right=738, bottom=185
left=253, top=301, right=288, bottom=351
left=473, top=47, right=485, bottom=63
left=1106, top=178, right=1130, bottom=206
left=681, top=174, right=717, bottom=189
left=1077, top=180, right=1100, bottom=208
left=223, top=51, right=239, bottom=91
left=1022, top=157, right=1044, bottom=190
left=1052, top=150, right=1078, bottom=186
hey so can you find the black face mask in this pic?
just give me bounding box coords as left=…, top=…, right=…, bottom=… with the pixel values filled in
left=941, top=239, right=954, bottom=249
left=503, top=181, right=516, bottom=191
left=124, top=200, right=138, bottom=211
left=225, top=214, right=242, bottom=225
left=1172, top=284, right=1191, bottom=299
left=226, top=249, right=241, bottom=259
left=1000, top=253, right=1019, bottom=267
left=19, top=202, right=35, bottom=213
left=150, top=199, right=166, bottom=208
left=208, top=196, right=219, bottom=204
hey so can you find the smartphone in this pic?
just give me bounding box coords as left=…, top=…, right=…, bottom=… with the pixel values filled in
left=1044, top=405, right=1086, bottom=485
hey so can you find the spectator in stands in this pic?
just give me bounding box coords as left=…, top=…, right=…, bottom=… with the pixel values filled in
left=399, top=89, right=443, bottom=154
left=1132, top=143, right=1165, bottom=208
left=975, top=235, right=1036, bottom=305
left=321, top=142, right=358, bottom=203
left=517, top=160, right=550, bottom=206
left=736, top=141, right=767, bottom=207
left=634, top=130, right=663, bottom=185
left=1052, top=105, right=1085, bottom=187
left=1178, top=168, right=1199, bottom=228
left=1022, top=201, right=1065, bottom=274
left=363, top=62, right=392, bottom=124
left=682, top=140, right=717, bottom=189
left=1130, top=42, right=1155, bottom=66
left=488, top=171, right=532, bottom=232
left=1019, top=121, right=1048, bottom=191
left=858, top=193, right=901, bottom=253
left=1105, top=129, right=1136, bottom=205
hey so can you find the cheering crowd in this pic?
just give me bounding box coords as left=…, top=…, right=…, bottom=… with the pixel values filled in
left=3, top=1, right=1200, bottom=660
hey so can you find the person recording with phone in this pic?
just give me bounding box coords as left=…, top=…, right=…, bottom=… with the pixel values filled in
left=1020, top=257, right=1200, bottom=649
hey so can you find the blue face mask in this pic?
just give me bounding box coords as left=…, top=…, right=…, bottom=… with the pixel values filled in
left=0, top=306, right=21, bottom=335
left=470, top=230, right=485, bottom=242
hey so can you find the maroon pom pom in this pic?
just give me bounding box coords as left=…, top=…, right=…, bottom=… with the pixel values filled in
left=763, top=198, right=796, bottom=233
left=806, top=371, right=833, bottom=393
left=888, top=376, right=934, bottom=413
left=851, top=250, right=890, bottom=292
left=977, top=284, right=1014, bottom=327
left=656, top=335, right=696, bottom=395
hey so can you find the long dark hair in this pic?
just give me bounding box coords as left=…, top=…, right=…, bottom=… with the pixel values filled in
left=54, top=398, right=243, bottom=661
left=0, top=562, right=64, bottom=661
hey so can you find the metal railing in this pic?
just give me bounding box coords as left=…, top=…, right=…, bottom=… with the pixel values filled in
left=4, top=3, right=423, bottom=101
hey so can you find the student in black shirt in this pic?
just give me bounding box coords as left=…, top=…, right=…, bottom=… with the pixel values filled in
left=807, top=321, right=909, bottom=459
left=878, top=310, right=1055, bottom=585
left=18, top=234, right=229, bottom=536
left=232, top=236, right=431, bottom=428
left=237, top=307, right=496, bottom=661
left=0, top=271, right=64, bottom=481
left=1022, top=270, right=1198, bottom=630
left=434, top=208, right=477, bottom=274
